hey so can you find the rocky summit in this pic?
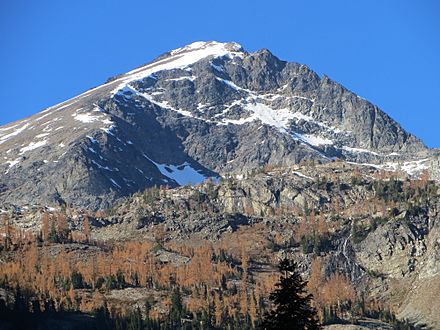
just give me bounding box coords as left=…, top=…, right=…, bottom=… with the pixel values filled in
left=0, top=41, right=434, bottom=210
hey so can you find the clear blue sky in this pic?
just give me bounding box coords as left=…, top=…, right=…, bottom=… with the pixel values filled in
left=1, top=0, right=439, bottom=147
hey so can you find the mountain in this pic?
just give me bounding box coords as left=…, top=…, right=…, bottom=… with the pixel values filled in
left=0, top=41, right=431, bottom=209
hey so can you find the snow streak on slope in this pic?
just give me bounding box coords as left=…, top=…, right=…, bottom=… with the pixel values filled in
left=0, top=124, right=30, bottom=145
left=20, top=140, right=48, bottom=154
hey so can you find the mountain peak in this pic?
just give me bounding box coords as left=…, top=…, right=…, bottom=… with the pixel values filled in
left=169, top=41, right=245, bottom=56
left=109, top=41, right=246, bottom=97
left=0, top=41, right=432, bottom=209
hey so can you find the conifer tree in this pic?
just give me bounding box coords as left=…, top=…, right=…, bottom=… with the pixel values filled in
left=261, top=258, right=320, bottom=330
left=169, top=286, right=183, bottom=327
left=48, top=220, right=59, bottom=243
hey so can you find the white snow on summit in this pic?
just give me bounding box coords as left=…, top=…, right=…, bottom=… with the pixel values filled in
left=111, top=41, right=245, bottom=96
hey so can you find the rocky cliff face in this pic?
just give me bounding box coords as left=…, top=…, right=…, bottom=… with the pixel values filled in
left=5, top=161, right=439, bottom=327
left=0, top=41, right=430, bottom=209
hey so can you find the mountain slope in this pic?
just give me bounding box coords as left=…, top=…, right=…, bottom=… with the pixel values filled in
left=0, top=41, right=429, bottom=209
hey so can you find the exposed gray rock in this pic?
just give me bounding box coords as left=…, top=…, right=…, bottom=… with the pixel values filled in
left=0, top=41, right=432, bottom=209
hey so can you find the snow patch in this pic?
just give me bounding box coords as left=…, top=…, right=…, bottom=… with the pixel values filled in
left=400, top=160, right=429, bottom=175
left=242, top=102, right=294, bottom=131
left=0, top=123, right=30, bottom=145
left=156, top=162, right=207, bottom=186
left=293, top=171, right=313, bottom=180
left=291, top=112, right=344, bottom=134
left=19, top=140, right=48, bottom=154
left=92, top=160, right=112, bottom=171
left=165, top=76, right=195, bottom=82
left=0, top=123, right=22, bottom=132
left=130, top=87, right=195, bottom=118
left=5, top=158, right=21, bottom=174
left=343, top=146, right=379, bottom=156
left=300, top=134, right=333, bottom=146
left=73, top=113, right=101, bottom=123
left=211, top=63, right=224, bottom=72
left=143, top=154, right=208, bottom=185
left=101, top=125, right=116, bottom=135
left=57, top=100, right=78, bottom=110
left=109, top=178, right=121, bottom=189
left=216, top=77, right=244, bottom=92
left=34, top=112, right=52, bottom=122
left=349, top=158, right=430, bottom=177
left=87, top=136, right=97, bottom=143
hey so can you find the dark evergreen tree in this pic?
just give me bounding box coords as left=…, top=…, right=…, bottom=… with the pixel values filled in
left=261, top=258, right=320, bottom=330
left=127, top=307, right=143, bottom=330
left=168, top=286, right=183, bottom=328
left=47, top=220, right=59, bottom=243
left=71, top=270, right=85, bottom=289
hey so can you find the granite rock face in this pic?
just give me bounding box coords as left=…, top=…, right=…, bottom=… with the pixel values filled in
left=0, top=41, right=430, bottom=209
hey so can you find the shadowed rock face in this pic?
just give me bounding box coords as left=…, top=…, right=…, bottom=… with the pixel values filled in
left=0, top=41, right=429, bottom=209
